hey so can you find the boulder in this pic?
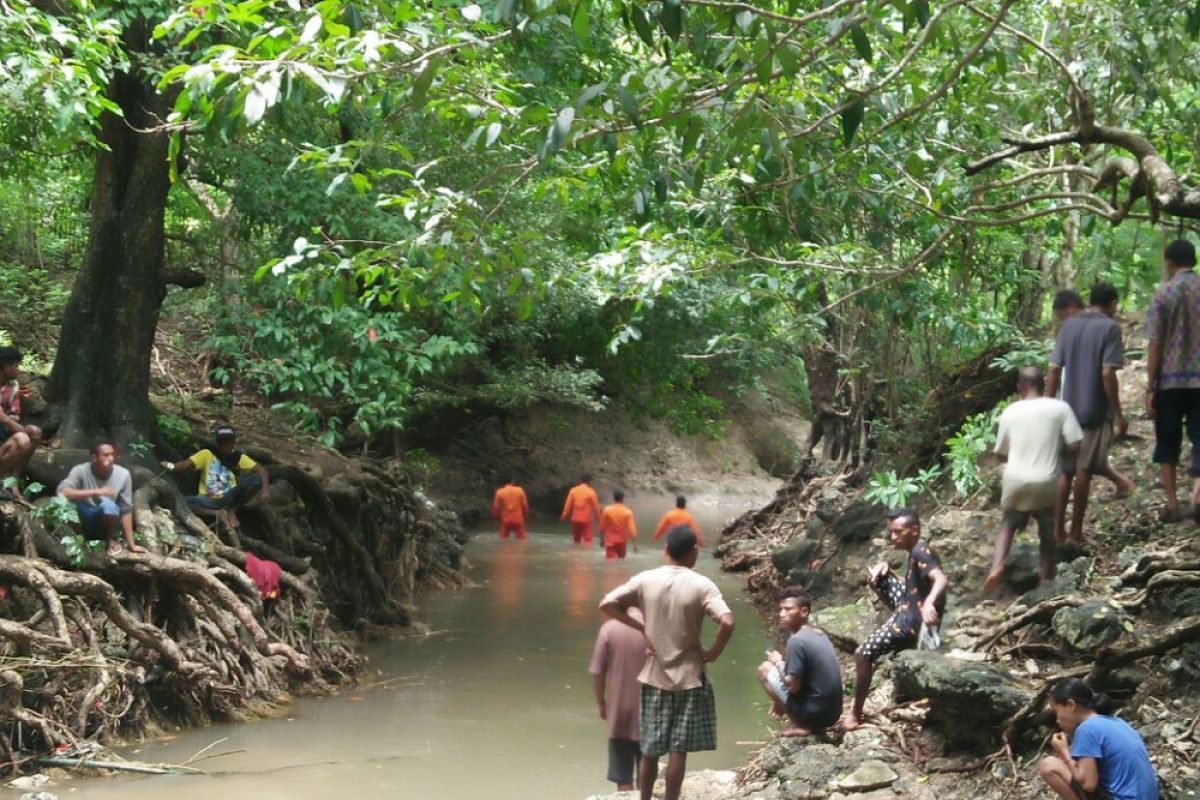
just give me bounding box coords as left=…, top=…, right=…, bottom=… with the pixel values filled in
left=1052, top=599, right=1128, bottom=652
left=812, top=599, right=877, bottom=652
left=1002, top=542, right=1041, bottom=592
left=1019, top=571, right=1080, bottom=606
left=830, top=502, right=880, bottom=543
left=837, top=760, right=897, bottom=791
left=786, top=568, right=834, bottom=597
left=1161, top=587, right=1200, bottom=619
left=776, top=742, right=892, bottom=799
left=892, top=650, right=1033, bottom=750
left=772, top=537, right=820, bottom=576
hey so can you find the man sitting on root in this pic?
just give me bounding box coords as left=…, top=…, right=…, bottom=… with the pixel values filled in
left=757, top=587, right=843, bottom=737
left=57, top=439, right=147, bottom=556
left=0, top=346, right=42, bottom=499
left=161, top=425, right=270, bottom=532
left=841, top=507, right=947, bottom=731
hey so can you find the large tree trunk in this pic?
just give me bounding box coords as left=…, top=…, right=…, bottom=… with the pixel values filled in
left=47, top=67, right=172, bottom=449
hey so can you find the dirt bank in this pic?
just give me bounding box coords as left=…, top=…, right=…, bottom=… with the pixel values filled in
left=420, top=390, right=811, bottom=524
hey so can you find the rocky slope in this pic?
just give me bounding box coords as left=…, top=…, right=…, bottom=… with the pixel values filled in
left=590, top=350, right=1200, bottom=800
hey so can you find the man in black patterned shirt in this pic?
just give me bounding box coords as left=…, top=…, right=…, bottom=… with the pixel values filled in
left=841, top=507, right=949, bottom=731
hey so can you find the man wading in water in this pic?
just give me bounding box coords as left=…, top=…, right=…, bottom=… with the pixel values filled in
left=600, top=527, right=735, bottom=800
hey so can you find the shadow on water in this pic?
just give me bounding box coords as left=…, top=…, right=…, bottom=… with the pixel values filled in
left=71, top=495, right=778, bottom=800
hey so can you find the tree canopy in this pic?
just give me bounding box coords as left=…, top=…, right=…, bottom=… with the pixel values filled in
left=2, top=0, right=1198, bottom=446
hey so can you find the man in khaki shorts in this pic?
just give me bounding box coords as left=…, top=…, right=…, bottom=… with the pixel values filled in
left=987, top=367, right=1082, bottom=591
left=1047, top=283, right=1129, bottom=544
left=599, top=527, right=735, bottom=800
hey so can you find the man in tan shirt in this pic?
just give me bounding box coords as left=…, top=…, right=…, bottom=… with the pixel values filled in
left=599, top=527, right=735, bottom=800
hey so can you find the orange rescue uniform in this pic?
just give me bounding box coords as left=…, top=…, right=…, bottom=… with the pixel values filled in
left=561, top=483, right=601, bottom=544
left=491, top=483, right=529, bottom=540
left=652, top=508, right=704, bottom=546
left=599, top=502, right=637, bottom=560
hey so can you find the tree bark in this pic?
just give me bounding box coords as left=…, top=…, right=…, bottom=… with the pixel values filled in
left=46, top=61, right=173, bottom=449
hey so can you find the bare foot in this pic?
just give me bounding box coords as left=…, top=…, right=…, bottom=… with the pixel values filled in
left=983, top=570, right=1003, bottom=593
left=780, top=726, right=813, bottom=737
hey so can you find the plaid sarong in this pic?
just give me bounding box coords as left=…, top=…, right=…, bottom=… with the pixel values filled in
left=638, top=681, right=717, bottom=758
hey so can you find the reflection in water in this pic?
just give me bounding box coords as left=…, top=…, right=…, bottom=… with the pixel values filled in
left=561, top=549, right=597, bottom=630
left=73, top=509, right=773, bottom=800
left=489, top=539, right=526, bottom=625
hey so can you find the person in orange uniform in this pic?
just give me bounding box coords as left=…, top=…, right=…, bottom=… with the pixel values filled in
left=491, top=478, right=529, bottom=540
left=600, top=489, right=638, bottom=560
left=652, top=495, right=704, bottom=547
left=562, top=474, right=602, bottom=545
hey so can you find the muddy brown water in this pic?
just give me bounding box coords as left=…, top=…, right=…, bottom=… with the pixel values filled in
left=68, top=495, right=778, bottom=799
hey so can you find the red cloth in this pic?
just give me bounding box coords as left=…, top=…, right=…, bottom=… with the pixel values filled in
left=571, top=520, right=593, bottom=544
left=244, top=552, right=281, bottom=600
left=500, top=519, right=527, bottom=540
left=605, top=542, right=627, bottom=560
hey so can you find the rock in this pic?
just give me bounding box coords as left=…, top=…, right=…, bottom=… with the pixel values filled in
left=830, top=502, right=880, bottom=543
left=814, top=487, right=850, bottom=522
left=772, top=538, right=820, bottom=575
left=1052, top=599, right=1128, bottom=652
left=892, top=650, right=1033, bottom=750
left=812, top=599, right=877, bottom=651
left=837, top=760, right=897, bottom=791
left=926, top=510, right=993, bottom=545
left=786, top=568, right=834, bottom=597
left=1161, top=587, right=1200, bottom=618
left=1002, top=542, right=1041, bottom=592
left=7, top=775, right=50, bottom=791
left=1118, top=545, right=1149, bottom=570
left=18, top=793, right=58, bottom=800
left=1019, top=571, right=1080, bottom=606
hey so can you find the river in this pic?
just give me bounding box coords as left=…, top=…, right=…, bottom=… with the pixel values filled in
left=67, top=496, right=776, bottom=799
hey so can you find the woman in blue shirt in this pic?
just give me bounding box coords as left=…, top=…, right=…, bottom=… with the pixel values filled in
left=1038, top=678, right=1159, bottom=800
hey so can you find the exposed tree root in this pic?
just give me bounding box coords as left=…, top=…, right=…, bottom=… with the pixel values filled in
left=0, top=446, right=467, bottom=773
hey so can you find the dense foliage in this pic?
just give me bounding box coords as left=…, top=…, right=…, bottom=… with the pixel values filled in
left=2, top=0, right=1199, bottom=447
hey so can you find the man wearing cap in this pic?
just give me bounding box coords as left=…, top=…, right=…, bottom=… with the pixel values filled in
left=161, top=425, right=271, bottom=531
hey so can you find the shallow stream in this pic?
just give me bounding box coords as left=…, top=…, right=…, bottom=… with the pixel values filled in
left=70, top=496, right=776, bottom=799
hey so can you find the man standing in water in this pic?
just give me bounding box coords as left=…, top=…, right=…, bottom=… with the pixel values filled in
left=841, top=508, right=947, bottom=731
left=653, top=495, right=704, bottom=546
left=600, top=489, right=638, bottom=559
left=600, top=527, right=735, bottom=800
left=561, top=474, right=602, bottom=544
left=987, top=366, right=1082, bottom=591
left=590, top=607, right=647, bottom=791
left=490, top=477, right=529, bottom=540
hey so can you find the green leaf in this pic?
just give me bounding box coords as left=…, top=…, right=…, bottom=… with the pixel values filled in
left=912, top=0, right=931, bottom=27
left=660, top=0, right=683, bottom=42
left=840, top=96, right=865, bottom=147
left=616, top=85, right=641, bottom=127
left=630, top=5, right=655, bottom=47
left=411, top=60, right=439, bottom=107
left=680, top=115, right=703, bottom=156
left=850, top=24, right=872, bottom=62
left=572, top=1, right=590, bottom=43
